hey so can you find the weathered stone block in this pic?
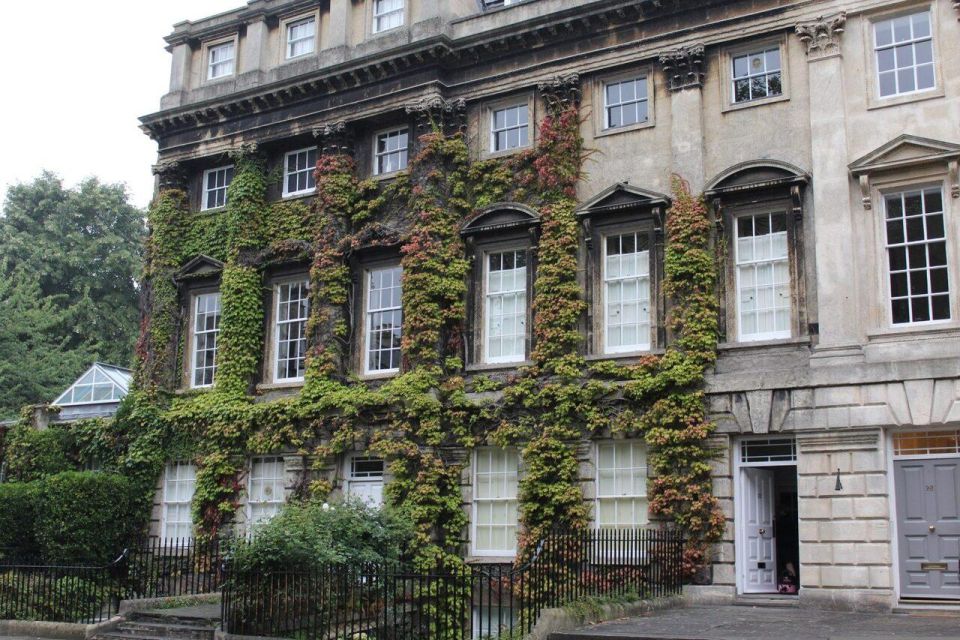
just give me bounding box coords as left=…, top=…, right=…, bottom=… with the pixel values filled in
left=869, top=565, right=892, bottom=589
left=799, top=520, right=820, bottom=542
left=865, top=473, right=888, bottom=496
left=853, top=543, right=890, bottom=565
left=849, top=405, right=890, bottom=427
left=800, top=542, right=832, bottom=565
left=852, top=450, right=883, bottom=473
left=815, top=386, right=859, bottom=407
left=831, top=497, right=854, bottom=519
left=798, top=475, right=818, bottom=498
left=820, top=520, right=868, bottom=542
left=853, top=496, right=888, bottom=518
left=799, top=496, right=831, bottom=519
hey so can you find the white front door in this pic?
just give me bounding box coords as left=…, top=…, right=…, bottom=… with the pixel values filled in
left=347, top=479, right=384, bottom=508
left=741, top=467, right=777, bottom=593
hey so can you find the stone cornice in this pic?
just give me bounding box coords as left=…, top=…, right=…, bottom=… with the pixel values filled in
left=795, top=12, right=846, bottom=59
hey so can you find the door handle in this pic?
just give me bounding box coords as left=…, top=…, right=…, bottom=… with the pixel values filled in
left=758, top=528, right=766, bottom=535
left=929, top=525, right=936, bottom=533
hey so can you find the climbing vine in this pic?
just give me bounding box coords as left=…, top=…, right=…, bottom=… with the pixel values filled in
left=17, top=81, right=726, bottom=602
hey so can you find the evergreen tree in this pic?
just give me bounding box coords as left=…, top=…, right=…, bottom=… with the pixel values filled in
left=0, top=173, right=144, bottom=418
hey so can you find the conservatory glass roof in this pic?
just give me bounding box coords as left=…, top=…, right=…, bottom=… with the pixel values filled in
left=53, top=363, right=132, bottom=406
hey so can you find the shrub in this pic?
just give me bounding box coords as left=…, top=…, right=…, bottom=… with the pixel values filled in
left=35, top=471, right=142, bottom=565
left=229, top=498, right=414, bottom=572
left=0, top=571, right=109, bottom=622
left=0, top=482, right=39, bottom=560
left=3, top=426, right=75, bottom=482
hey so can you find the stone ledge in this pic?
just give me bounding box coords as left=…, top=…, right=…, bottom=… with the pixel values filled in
left=0, top=617, right=120, bottom=640
left=528, top=595, right=685, bottom=640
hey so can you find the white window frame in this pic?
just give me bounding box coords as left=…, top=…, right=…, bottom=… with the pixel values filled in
left=602, top=75, right=649, bottom=130
left=282, top=148, right=317, bottom=198
left=161, top=462, right=196, bottom=543
left=881, top=185, right=952, bottom=327
left=873, top=9, right=936, bottom=100
left=483, top=248, right=528, bottom=365
left=190, top=292, right=221, bottom=389
left=201, top=165, right=233, bottom=211
left=285, top=15, right=317, bottom=60
left=602, top=231, right=652, bottom=354
left=373, top=127, right=410, bottom=176
left=247, top=457, right=287, bottom=531
left=273, top=279, right=310, bottom=383
left=372, top=0, right=404, bottom=34
left=344, top=455, right=386, bottom=508
left=595, top=441, right=649, bottom=530
left=489, top=104, right=530, bottom=154
left=364, top=265, right=403, bottom=375
left=472, top=447, right=520, bottom=557
left=734, top=211, right=792, bottom=343
left=730, top=46, right=783, bottom=104
left=892, top=429, right=960, bottom=459
left=206, top=40, right=235, bottom=81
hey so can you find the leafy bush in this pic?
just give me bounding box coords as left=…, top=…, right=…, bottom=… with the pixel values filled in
left=229, top=498, right=414, bottom=572
left=3, top=425, right=75, bottom=481
left=35, top=471, right=142, bottom=564
left=0, top=571, right=110, bottom=622
left=0, top=481, right=39, bottom=560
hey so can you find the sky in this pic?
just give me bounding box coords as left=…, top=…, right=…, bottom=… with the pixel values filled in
left=0, top=1, right=240, bottom=210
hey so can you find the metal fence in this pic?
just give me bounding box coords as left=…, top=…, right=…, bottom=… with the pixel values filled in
left=0, top=537, right=225, bottom=624
left=221, top=528, right=684, bottom=639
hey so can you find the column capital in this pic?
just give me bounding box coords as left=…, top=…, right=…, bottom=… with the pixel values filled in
left=404, top=93, right=467, bottom=134
left=795, top=12, right=847, bottom=60
left=151, top=160, right=186, bottom=190
left=312, top=121, right=353, bottom=155
left=658, top=44, right=705, bottom=91
left=538, top=73, right=581, bottom=113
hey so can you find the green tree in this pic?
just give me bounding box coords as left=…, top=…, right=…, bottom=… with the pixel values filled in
left=0, top=172, right=144, bottom=418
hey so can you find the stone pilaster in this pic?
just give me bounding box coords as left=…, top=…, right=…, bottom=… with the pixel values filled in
left=658, top=44, right=706, bottom=191
left=796, top=13, right=860, bottom=354
left=312, top=121, right=354, bottom=155
left=403, top=94, right=467, bottom=135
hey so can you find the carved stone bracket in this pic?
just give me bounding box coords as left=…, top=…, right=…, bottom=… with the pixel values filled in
left=403, top=94, right=467, bottom=135
left=228, top=141, right=261, bottom=161
left=658, top=44, right=705, bottom=91
left=151, top=160, right=186, bottom=190
left=538, top=73, right=581, bottom=113
left=796, top=12, right=846, bottom=59
left=312, top=121, right=353, bottom=155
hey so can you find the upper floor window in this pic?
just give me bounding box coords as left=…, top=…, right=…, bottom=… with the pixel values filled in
left=161, top=462, right=196, bottom=542
left=373, top=0, right=404, bottom=33
left=883, top=187, right=950, bottom=325
left=286, top=16, right=316, bottom=59
left=207, top=41, right=235, bottom=80
left=732, top=47, right=782, bottom=103
left=191, top=292, right=221, bottom=388
left=283, top=148, right=317, bottom=197
left=596, top=440, right=649, bottom=529
left=365, top=265, right=403, bottom=374
left=490, top=105, right=529, bottom=153
left=248, top=457, right=286, bottom=530
left=345, top=455, right=385, bottom=508
left=374, top=128, right=409, bottom=176
left=874, top=10, right=934, bottom=98
left=202, top=166, right=234, bottom=211
left=735, top=212, right=791, bottom=341
left=484, top=250, right=527, bottom=364
left=274, top=280, right=309, bottom=382
left=603, top=76, right=648, bottom=129
left=604, top=232, right=652, bottom=353
left=472, top=447, right=519, bottom=556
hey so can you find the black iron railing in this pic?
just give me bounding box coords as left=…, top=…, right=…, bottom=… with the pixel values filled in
left=221, top=528, right=684, bottom=639
left=0, top=537, right=225, bottom=624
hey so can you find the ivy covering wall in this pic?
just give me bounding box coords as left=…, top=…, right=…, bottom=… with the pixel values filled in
left=6, top=84, right=725, bottom=593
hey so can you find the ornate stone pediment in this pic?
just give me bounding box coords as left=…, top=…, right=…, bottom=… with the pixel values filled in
left=175, top=255, right=225, bottom=282
left=461, top=203, right=539, bottom=237
left=576, top=182, right=670, bottom=218
left=849, top=135, right=960, bottom=209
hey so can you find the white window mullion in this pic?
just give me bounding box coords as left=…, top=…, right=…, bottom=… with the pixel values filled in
left=472, top=448, right=519, bottom=556
left=202, top=165, right=234, bottom=210
left=191, top=292, right=221, bottom=388
left=373, top=0, right=404, bottom=33
left=735, top=212, right=791, bottom=342
left=484, top=250, right=527, bottom=364
left=274, top=280, right=309, bottom=382
left=365, top=266, right=403, bottom=374
left=596, top=441, right=648, bottom=529
left=731, top=47, right=782, bottom=103
left=345, top=456, right=385, bottom=507
left=207, top=42, right=235, bottom=80
left=603, top=77, right=649, bottom=129
left=162, top=462, right=196, bottom=542
left=286, top=17, right=316, bottom=59
left=248, top=457, right=286, bottom=531
left=603, top=232, right=651, bottom=353
left=874, top=10, right=935, bottom=98
left=283, top=148, right=317, bottom=197
left=490, top=105, right=529, bottom=153
left=374, top=128, right=409, bottom=175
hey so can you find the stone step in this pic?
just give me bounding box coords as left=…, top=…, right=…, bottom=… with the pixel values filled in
left=115, top=621, right=217, bottom=639
left=733, top=595, right=799, bottom=608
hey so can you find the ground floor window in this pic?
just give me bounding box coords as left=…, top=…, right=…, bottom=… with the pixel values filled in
left=595, top=440, right=649, bottom=529
left=345, top=455, right=385, bottom=508
left=162, top=462, right=196, bottom=542
left=248, top=457, right=286, bottom=530
left=472, top=447, right=520, bottom=556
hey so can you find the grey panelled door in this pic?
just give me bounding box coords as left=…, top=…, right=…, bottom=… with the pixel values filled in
left=895, top=459, right=960, bottom=599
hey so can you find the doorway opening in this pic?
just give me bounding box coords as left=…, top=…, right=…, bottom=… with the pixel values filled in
left=736, top=437, right=800, bottom=596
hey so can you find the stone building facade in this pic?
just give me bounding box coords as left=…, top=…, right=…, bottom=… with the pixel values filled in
left=141, top=0, right=960, bottom=611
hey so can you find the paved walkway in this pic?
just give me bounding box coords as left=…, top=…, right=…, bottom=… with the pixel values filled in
left=551, top=605, right=960, bottom=639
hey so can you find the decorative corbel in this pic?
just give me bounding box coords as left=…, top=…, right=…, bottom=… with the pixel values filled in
left=711, top=198, right=725, bottom=234
left=403, top=94, right=467, bottom=135
left=790, top=185, right=803, bottom=222
left=795, top=12, right=847, bottom=59
left=582, top=218, right=593, bottom=252
left=312, top=121, right=353, bottom=155
left=858, top=174, right=872, bottom=210
left=950, top=159, right=960, bottom=199
left=538, top=73, right=582, bottom=114
left=228, top=142, right=260, bottom=161
left=151, top=160, right=186, bottom=190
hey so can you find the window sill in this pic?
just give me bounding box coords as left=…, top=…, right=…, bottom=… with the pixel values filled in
left=866, top=322, right=960, bottom=342
left=199, top=205, right=226, bottom=214
left=465, top=555, right=515, bottom=564
left=717, top=336, right=811, bottom=352
left=203, top=75, right=235, bottom=87
left=480, top=145, right=533, bottom=162
left=358, top=370, right=400, bottom=382
left=257, top=380, right=305, bottom=392
left=867, top=87, right=944, bottom=111
left=465, top=361, right=533, bottom=373
left=281, top=191, right=316, bottom=202
left=585, top=350, right=665, bottom=362
left=174, top=387, right=212, bottom=396
left=721, top=92, right=789, bottom=114
left=372, top=169, right=408, bottom=182
left=594, top=119, right=655, bottom=139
